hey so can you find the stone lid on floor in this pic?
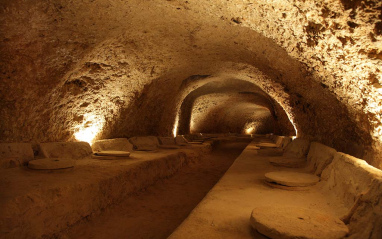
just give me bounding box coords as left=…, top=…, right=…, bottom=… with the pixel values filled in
left=94, top=151, right=131, bottom=157
left=265, top=171, right=320, bottom=187
left=264, top=181, right=310, bottom=191
left=250, top=206, right=348, bottom=239
left=256, top=142, right=277, bottom=148
left=28, top=158, right=76, bottom=170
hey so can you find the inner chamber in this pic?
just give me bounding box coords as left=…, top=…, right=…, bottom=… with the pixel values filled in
left=176, top=78, right=295, bottom=136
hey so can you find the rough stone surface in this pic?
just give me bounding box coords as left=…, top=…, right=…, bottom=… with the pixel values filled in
left=281, top=137, right=293, bottom=149
left=0, top=143, right=34, bottom=165
left=321, top=152, right=382, bottom=208
left=38, top=142, right=92, bottom=159
left=284, top=138, right=311, bottom=158
left=265, top=171, right=320, bottom=187
left=0, top=157, right=22, bottom=169
left=128, top=136, right=159, bottom=151
left=250, top=206, right=349, bottom=239
left=169, top=139, right=350, bottom=239
left=0, top=144, right=211, bottom=238
left=92, top=138, right=134, bottom=152
left=175, top=135, right=188, bottom=146
left=275, top=136, right=285, bottom=147
left=320, top=152, right=382, bottom=238
left=182, top=88, right=281, bottom=135
left=307, top=142, right=337, bottom=176
left=345, top=178, right=382, bottom=239
left=1, top=0, right=381, bottom=168
left=159, top=145, right=180, bottom=150
left=28, top=158, right=76, bottom=170
left=158, top=137, right=176, bottom=145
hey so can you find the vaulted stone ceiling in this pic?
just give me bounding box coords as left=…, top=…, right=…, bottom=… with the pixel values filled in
left=175, top=78, right=295, bottom=136
left=0, top=0, right=381, bottom=168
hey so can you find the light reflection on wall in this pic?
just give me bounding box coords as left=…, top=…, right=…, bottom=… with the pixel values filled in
left=245, top=127, right=254, bottom=134
left=173, top=113, right=179, bottom=137
left=73, top=113, right=105, bottom=145
left=243, top=121, right=256, bottom=135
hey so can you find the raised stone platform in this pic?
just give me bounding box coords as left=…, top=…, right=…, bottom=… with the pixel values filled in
left=168, top=138, right=349, bottom=239
left=0, top=143, right=34, bottom=166
left=0, top=144, right=211, bottom=239
left=250, top=206, right=348, bottom=239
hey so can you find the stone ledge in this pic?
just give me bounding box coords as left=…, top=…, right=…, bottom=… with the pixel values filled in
left=0, top=144, right=211, bottom=239
left=169, top=138, right=348, bottom=239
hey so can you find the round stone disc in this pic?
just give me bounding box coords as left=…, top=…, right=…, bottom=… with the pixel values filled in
left=94, top=150, right=131, bottom=157
left=250, top=206, right=349, bottom=239
left=269, top=157, right=306, bottom=168
left=256, top=142, right=277, bottom=148
left=265, top=171, right=320, bottom=187
left=28, top=158, right=75, bottom=170
left=264, top=181, right=310, bottom=191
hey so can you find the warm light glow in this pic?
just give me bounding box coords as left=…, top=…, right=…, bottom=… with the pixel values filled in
left=243, top=122, right=256, bottom=135
left=73, top=114, right=105, bottom=145
left=173, top=114, right=179, bottom=137
left=245, top=127, right=254, bottom=134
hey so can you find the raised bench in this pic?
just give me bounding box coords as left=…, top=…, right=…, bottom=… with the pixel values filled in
left=168, top=138, right=352, bottom=239
left=320, top=152, right=382, bottom=238
left=0, top=144, right=211, bottom=239
left=169, top=137, right=382, bottom=239
left=0, top=143, right=34, bottom=167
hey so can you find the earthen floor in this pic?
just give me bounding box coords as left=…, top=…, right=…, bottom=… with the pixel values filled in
left=59, top=141, right=249, bottom=239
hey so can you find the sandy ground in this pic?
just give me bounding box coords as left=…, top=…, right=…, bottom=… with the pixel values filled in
left=58, top=141, right=249, bottom=239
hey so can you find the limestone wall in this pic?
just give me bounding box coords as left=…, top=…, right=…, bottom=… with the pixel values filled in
left=0, top=0, right=381, bottom=168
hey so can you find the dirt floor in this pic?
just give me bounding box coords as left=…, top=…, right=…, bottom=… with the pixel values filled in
left=58, top=141, right=249, bottom=239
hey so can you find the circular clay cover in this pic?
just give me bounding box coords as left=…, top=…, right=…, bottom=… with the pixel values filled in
left=265, top=171, right=320, bottom=187
left=28, top=158, right=75, bottom=170
left=250, top=206, right=349, bottom=239
left=94, top=151, right=131, bottom=157
left=256, top=142, right=277, bottom=148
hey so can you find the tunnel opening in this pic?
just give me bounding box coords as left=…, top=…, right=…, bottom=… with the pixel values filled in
left=189, top=95, right=276, bottom=135
left=175, top=77, right=296, bottom=137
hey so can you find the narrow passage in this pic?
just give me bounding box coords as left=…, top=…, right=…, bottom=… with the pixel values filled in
left=60, top=141, right=250, bottom=239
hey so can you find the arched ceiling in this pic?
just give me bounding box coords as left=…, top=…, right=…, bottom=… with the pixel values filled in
left=189, top=93, right=276, bottom=135
left=0, top=0, right=381, bottom=168
left=175, top=78, right=294, bottom=136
